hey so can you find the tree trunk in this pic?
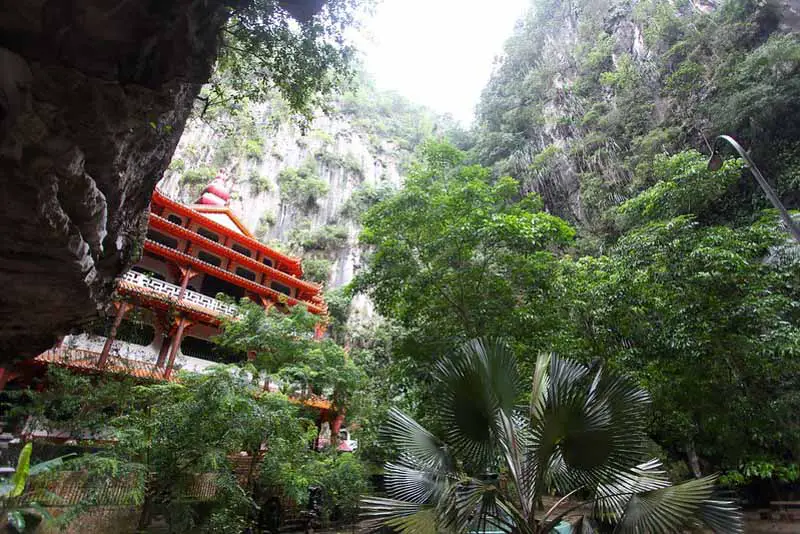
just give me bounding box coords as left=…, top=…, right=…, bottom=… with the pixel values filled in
left=686, top=440, right=702, bottom=478
left=137, top=493, right=154, bottom=532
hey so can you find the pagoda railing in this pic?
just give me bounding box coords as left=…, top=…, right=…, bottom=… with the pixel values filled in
left=120, top=270, right=238, bottom=317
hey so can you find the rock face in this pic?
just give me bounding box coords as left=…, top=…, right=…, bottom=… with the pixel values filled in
left=0, top=0, right=330, bottom=359
left=0, top=0, right=231, bottom=359
left=159, top=89, right=442, bottom=324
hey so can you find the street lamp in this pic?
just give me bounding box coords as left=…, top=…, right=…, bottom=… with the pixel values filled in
left=707, top=134, right=800, bottom=243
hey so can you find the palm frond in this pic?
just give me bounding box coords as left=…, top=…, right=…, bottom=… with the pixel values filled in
left=383, top=408, right=453, bottom=471
left=594, top=459, right=671, bottom=522
left=436, top=338, right=524, bottom=467
left=531, top=356, right=651, bottom=498
left=360, top=496, right=437, bottom=534
left=384, top=461, right=444, bottom=504
left=696, top=497, right=745, bottom=533
left=614, top=474, right=743, bottom=533
left=530, top=352, right=551, bottom=421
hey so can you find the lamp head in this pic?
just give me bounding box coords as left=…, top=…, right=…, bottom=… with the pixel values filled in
left=707, top=151, right=724, bottom=172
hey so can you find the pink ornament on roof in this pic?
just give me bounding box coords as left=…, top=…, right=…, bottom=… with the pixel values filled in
left=197, top=168, right=231, bottom=206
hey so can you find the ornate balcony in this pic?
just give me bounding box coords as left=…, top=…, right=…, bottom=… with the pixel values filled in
left=119, top=270, right=238, bottom=317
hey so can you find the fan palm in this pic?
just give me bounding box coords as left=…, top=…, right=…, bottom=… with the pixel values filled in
left=361, top=339, right=743, bottom=533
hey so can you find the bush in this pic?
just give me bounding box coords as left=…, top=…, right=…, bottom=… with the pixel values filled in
left=340, top=183, right=395, bottom=220
left=314, top=149, right=364, bottom=177
left=245, top=138, right=264, bottom=161
left=248, top=170, right=272, bottom=195
left=256, top=211, right=276, bottom=238
left=168, top=158, right=186, bottom=172
left=277, top=160, right=329, bottom=211
left=181, top=166, right=216, bottom=186
left=302, top=257, right=333, bottom=285
left=213, top=136, right=239, bottom=166
left=291, top=224, right=348, bottom=251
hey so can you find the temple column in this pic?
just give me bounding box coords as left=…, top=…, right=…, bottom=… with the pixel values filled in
left=164, top=317, right=192, bottom=379
left=177, top=266, right=198, bottom=300
left=313, top=323, right=326, bottom=340
left=99, top=302, right=131, bottom=368
left=0, top=367, right=9, bottom=392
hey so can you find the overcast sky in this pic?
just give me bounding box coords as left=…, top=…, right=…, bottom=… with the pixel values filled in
left=354, top=0, right=530, bottom=125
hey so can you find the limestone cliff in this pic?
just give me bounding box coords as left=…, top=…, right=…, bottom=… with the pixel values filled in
left=477, top=0, right=800, bottom=228
left=159, top=86, right=445, bottom=321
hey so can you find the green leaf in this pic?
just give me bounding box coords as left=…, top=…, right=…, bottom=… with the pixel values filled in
left=7, top=510, right=25, bottom=532
left=614, top=475, right=743, bottom=533
left=8, top=443, right=32, bottom=498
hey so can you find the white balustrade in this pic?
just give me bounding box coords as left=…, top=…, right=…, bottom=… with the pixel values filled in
left=120, top=271, right=237, bottom=316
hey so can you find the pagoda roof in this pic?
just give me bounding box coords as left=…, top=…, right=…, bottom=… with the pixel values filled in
left=190, top=204, right=255, bottom=238
left=152, top=189, right=305, bottom=277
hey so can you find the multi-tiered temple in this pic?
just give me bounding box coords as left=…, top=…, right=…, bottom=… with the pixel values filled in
left=25, top=172, right=326, bottom=382
left=0, top=173, right=356, bottom=449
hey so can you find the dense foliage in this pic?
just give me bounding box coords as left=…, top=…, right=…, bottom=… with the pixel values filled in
left=356, top=137, right=800, bottom=495
left=203, top=0, right=366, bottom=121
left=9, top=301, right=372, bottom=532
left=363, top=340, right=743, bottom=533
left=476, top=0, right=800, bottom=229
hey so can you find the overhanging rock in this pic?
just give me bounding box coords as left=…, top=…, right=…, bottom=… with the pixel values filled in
left=0, top=0, right=226, bottom=358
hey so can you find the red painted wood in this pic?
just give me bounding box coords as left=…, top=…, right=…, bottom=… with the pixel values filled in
left=143, top=240, right=326, bottom=314
left=149, top=214, right=321, bottom=296
left=152, top=191, right=303, bottom=276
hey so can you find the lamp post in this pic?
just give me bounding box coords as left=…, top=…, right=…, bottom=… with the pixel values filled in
left=707, top=134, right=800, bottom=244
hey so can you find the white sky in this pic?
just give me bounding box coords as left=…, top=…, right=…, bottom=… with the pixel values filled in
left=355, top=0, right=530, bottom=125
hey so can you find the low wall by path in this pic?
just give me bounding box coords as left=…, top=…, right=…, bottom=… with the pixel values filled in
left=35, top=507, right=141, bottom=534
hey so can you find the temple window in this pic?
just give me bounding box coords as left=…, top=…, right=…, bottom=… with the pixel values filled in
left=167, top=214, right=183, bottom=226
left=196, top=227, right=219, bottom=242
left=232, top=244, right=252, bottom=257
left=197, top=250, right=222, bottom=267
left=270, top=281, right=293, bottom=297
left=235, top=267, right=256, bottom=282
left=200, top=274, right=245, bottom=300
left=146, top=230, right=178, bottom=249
left=262, top=257, right=273, bottom=268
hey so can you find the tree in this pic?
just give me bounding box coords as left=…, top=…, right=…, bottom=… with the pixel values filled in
left=562, top=215, right=800, bottom=481
left=355, top=141, right=575, bottom=379
left=214, top=299, right=365, bottom=410
left=13, top=366, right=321, bottom=533
left=362, top=339, right=743, bottom=533
left=204, top=0, right=366, bottom=121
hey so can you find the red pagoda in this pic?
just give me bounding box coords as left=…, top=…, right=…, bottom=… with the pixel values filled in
left=0, top=172, right=354, bottom=448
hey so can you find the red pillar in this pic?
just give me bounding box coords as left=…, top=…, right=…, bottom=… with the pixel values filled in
left=331, top=412, right=345, bottom=445
left=164, top=318, right=191, bottom=379
left=98, top=302, right=131, bottom=368
left=0, top=367, right=9, bottom=392
left=177, top=267, right=197, bottom=300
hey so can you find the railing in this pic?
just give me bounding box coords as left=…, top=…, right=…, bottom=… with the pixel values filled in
left=120, top=270, right=238, bottom=317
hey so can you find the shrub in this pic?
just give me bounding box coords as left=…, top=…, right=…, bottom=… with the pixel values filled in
left=181, top=166, right=216, bottom=186
left=301, top=257, right=333, bottom=285
left=248, top=170, right=272, bottom=195
left=168, top=158, right=186, bottom=172
left=277, top=161, right=329, bottom=211
left=244, top=138, right=264, bottom=161
left=256, top=211, right=276, bottom=238
left=291, top=224, right=348, bottom=251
